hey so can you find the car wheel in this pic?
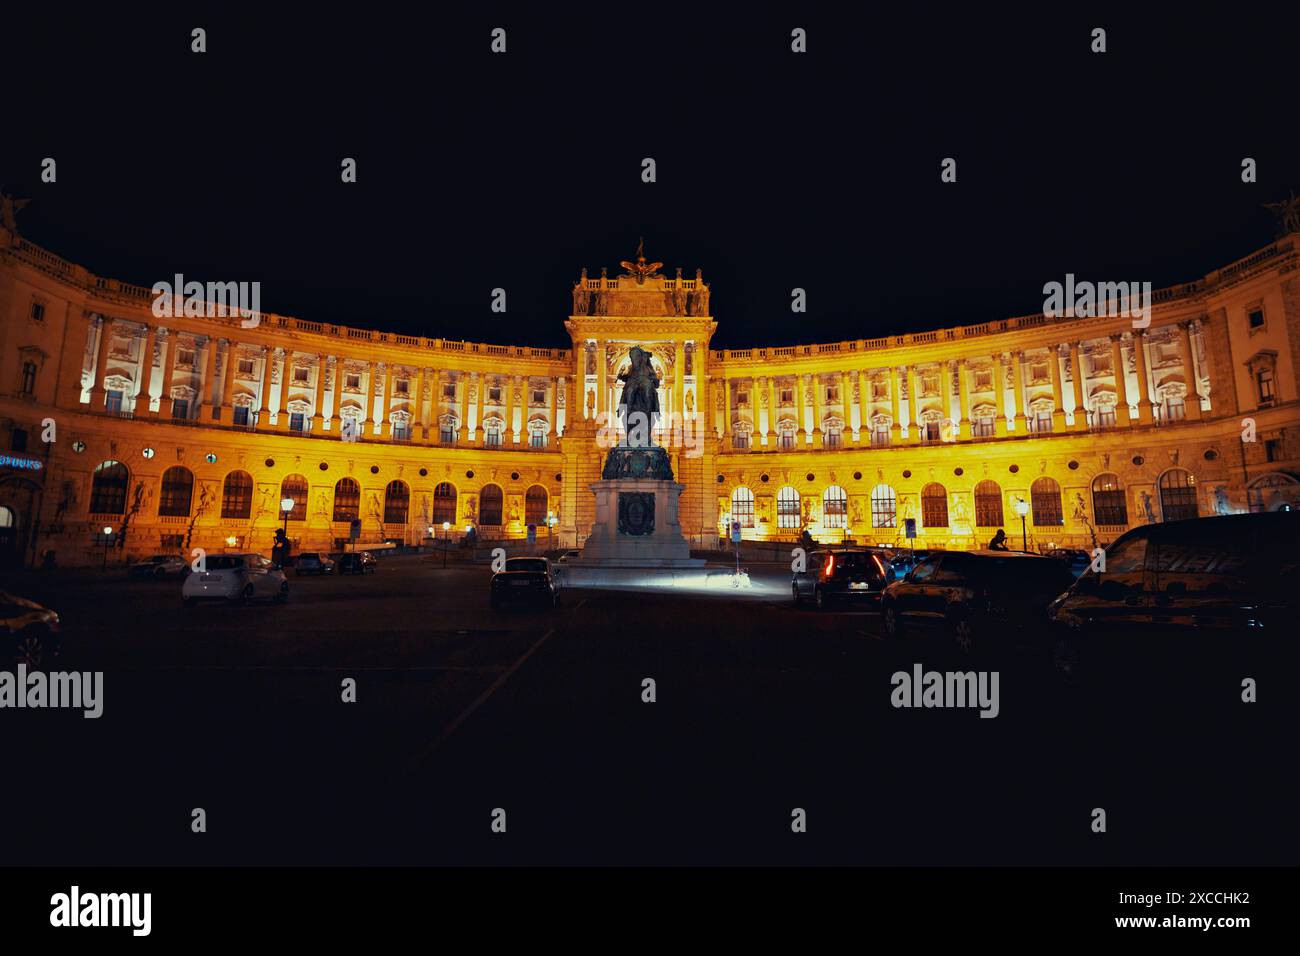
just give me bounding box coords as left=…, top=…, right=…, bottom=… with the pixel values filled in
left=814, top=587, right=828, bottom=611
left=275, top=582, right=289, bottom=604
left=883, top=604, right=903, bottom=638
left=951, top=612, right=976, bottom=654
left=12, top=628, right=48, bottom=668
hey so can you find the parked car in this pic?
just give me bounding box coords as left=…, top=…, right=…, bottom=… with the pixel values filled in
left=792, top=548, right=891, bottom=609
left=128, top=554, right=190, bottom=579
left=183, top=553, right=289, bottom=606
left=490, top=557, right=558, bottom=610
left=882, top=549, right=1076, bottom=652
left=553, top=549, right=582, bottom=588
left=1, top=592, right=61, bottom=667
left=294, top=552, right=337, bottom=576
left=1046, top=547, right=1092, bottom=578
left=337, top=551, right=377, bottom=575
left=1047, top=512, right=1300, bottom=677
left=888, top=548, right=932, bottom=580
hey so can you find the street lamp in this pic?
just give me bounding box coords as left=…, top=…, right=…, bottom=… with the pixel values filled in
left=1014, top=497, right=1030, bottom=552
left=546, top=510, right=556, bottom=550
left=442, top=520, right=450, bottom=568
left=101, top=525, right=113, bottom=571
left=280, top=496, right=295, bottom=535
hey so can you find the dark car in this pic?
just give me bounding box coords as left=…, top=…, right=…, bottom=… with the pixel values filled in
left=490, top=557, right=557, bottom=610
left=1, top=591, right=62, bottom=667
left=1047, top=512, right=1300, bottom=678
left=294, top=552, right=336, bottom=576
left=888, top=548, right=932, bottom=580
left=337, top=551, right=377, bottom=575
left=128, top=554, right=190, bottom=579
left=882, top=549, right=1076, bottom=652
left=792, top=548, right=891, bottom=609
left=1046, top=547, right=1092, bottom=578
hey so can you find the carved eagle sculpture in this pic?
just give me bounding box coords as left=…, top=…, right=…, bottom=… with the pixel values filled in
left=619, top=237, right=663, bottom=284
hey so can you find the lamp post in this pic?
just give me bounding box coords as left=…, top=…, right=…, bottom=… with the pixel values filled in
left=1014, top=497, right=1030, bottom=552
left=280, top=496, right=295, bottom=536
left=546, top=511, right=556, bottom=551
left=442, top=520, right=450, bottom=568
left=101, top=525, right=113, bottom=572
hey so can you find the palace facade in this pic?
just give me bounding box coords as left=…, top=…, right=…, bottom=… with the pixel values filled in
left=2, top=225, right=1299, bottom=568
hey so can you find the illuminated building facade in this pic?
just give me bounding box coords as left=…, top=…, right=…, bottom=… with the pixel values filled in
left=2, top=225, right=1299, bottom=567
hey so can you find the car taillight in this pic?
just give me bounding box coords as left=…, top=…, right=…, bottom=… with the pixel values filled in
left=821, top=554, right=834, bottom=579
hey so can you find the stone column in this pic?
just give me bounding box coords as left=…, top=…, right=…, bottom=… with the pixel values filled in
left=379, top=362, right=394, bottom=437
left=274, top=348, right=291, bottom=431
left=1132, top=331, right=1153, bottom=424
left=721, top=377, right=731, bottom=443
left=134, top=323, right=157, bottom=414
left=556, top=375, right=567, bottom=437
left=811, top=374, right=824, bottom=448
left=505, top=375, right=517, bottom=444
left=415, top=366, right=429, bottom=441
left=155, top=329, right=181, bottom=418
left=1011, top=351, right=1027, bottom=432
left=857, top=369, right=871, bottom=444
left=1070, top=342, right=1087, bottom=430
left=258, top=344, right=274, bottom=427
left=907, top=367, right=921, bottom=444
left=312, top=354, right=328, bottom=431
left=596, top=340, right=607, bottom=420
left=221, top=339, right=237, bottom=419
left=766, top=376, right=777, bottom=445
left=457, top=372, right=469, bottom=442
left=327, top=357, right=341, bottom=432
left=1049, top=345, right=1066, bottom=431
left=889, top=367, right=901, bottom=442
left=200, top=334, right=219, bottom=420
left=839, top=369, right=852, bottom=442
left=89, top=315, right=115, bottom=408
left=470, top=371, right=482, bottom=442
left=547, top=377, right=558, bottom=445
left=674, top=341, right=685, bottom=431
left=1178, top=321, right=1202, bottom=420
left=1109, top=334, right=1130, bottom=423
left=956, top=359, right=971, bottom=439
left=992, top=353, right=1007, bottom=437
left=796, top=374, right=807, bottom=444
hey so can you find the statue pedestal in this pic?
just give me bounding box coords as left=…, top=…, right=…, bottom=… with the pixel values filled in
left=574, top=478, right=704, bottom=568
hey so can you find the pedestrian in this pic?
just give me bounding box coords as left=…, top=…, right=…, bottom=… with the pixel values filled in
left=988, top=528, right=1009, bottom=551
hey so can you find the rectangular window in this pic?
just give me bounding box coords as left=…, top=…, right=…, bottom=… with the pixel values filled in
left=233, top=405, right=250, bottom=426
left=395, top=379, right=409, bottom=395
left=178, top=349, right=196, bottom=367
left=1091, top=408, right=1116, bottom=429
left=1163, top=398, right=1186, bottom=423
left=922, top=422, right=942, bottom=443
left=440, top=425, right=456, bottom=444
left=238, top=358, right=255, bottom=376
left=30, top=302, right=45, bottom=322
left=171, top=398, right=190, bottom=420
left=1090, top=352, right=1112, bottom=375
left=21, top=361, right=37, bottom=395
left=1027, top=412, right=1052, bottom=434
left=973, top=370, right=992, bottom=390
left=737, top=391, right=749, bottom=406
left=1257, top=368, right=1275, bottom=405
left=391, top=420, right=410, bottom=440
left=780, top=388, right=793, bottom=405
left=346, top=373, right=361, bottom=389
left=1265, top=438, right=1282, bottom=462
left=778, top=431, right=795, bottom=450
left=732, top=434, right=749, bottom=449
left=160, top=534, right=184, bottom=550
left=530, top=432, right=547, bottom=448
left=825, top=429, right=842, bottom=448
left=289, top=412, right=305, bottom=433
left=11, top=428, right=28, bottom=452
left=871, top=425, right=890, bottom=448
left=293, top=366, right=309, bottom=383
left=971, top=417, right=994, bottom=438
left=531, top=389, right=545, bottom=404
left=485, top=426, right=503, bottom=447
left=1030, top=363, right=1048, bottom=382
left=106, top=389, right=123, bottom=412
left=488, top=386, right=502, bottom=403
left=1248, top=307, right=1265, bottom=329
left=444, top=384, right=456, bottom=399
left=824, top=386, right=838, bottom=403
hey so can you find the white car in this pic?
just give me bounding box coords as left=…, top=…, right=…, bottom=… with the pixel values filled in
left=182, top=553, right=289, bottom=607
left=553, top=549, right=582, bottom=589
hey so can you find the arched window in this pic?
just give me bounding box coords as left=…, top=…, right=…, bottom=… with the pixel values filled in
left=525, top=485, right=548, bottom=526
left=1031, top=476, right=1063, bottom=526
left=384, top=480, right=410, bottom=525
left=776, top=487, right=801, bottom=529
left=870, top=484, right=897, bottom=528
left=973, top=480, right=1003, bottom=527
left=280, top=474, right=308, bottom=521
left=823, top=485, right=848, bottom=529
left=921, top=482, right=949, bottom=528
left=480, top=484, right=503, bottom=525
left=221, top=471, right=253, bottom=519
left=1091, top=473, right=1127, bottom=526
left=158, top=466, right=194, bottom=517
left=90, top=460, right=130, bottom=515
left=731, top=486, right=755, bottom=528
left=433, top=482, right=457, bottom=524
left=333, top=477, right=360, bottom=522
left=1158, top=469, right=1198, bottom=522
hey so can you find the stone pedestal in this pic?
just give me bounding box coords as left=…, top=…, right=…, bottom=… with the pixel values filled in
left=574, top=478, right=704, bottom=568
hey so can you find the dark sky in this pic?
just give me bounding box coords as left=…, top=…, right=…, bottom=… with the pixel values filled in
left=5, top=6, right=1299, bottom=350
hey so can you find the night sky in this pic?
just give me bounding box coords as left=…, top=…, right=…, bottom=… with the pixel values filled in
left=5, top=6, right=1298, bottom=350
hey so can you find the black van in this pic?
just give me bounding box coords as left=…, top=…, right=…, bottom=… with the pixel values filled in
left=1047, top=511, right=1299, bottom=677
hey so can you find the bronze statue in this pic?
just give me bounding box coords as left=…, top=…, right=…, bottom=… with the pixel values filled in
left=619, top=237, right=663, bottom=285
left=0, top=191, right=29, bottom=232
left=1264, top=189, right=1300, bottom=236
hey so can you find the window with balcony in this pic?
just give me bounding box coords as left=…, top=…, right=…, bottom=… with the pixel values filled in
left=1089, top=408, right=1116, bottom=429
left=484, top=421, right=503, bottom=446
left=105, top=390, right=123, bottom=412
left=233, top=406, right=250, bottom=426
left=971, top=417, right=994, bottom=438
left=289, top=412, right=306, bottom=433
left=871, top=425, right=890, bottom=447
left=1257, top=367, right=1275, bottom=406
left=171, top=399, right=189, bottom=420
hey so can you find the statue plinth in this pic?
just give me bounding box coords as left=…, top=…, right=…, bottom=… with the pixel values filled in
left=574, top=476, right=703, bottom=568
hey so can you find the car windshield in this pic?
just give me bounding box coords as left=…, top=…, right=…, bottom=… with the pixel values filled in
left=207, top=556, right=246, bottom=570
left=830, top=553, right=884, bottom=572
left=506, top=559, right=547, bottom=573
